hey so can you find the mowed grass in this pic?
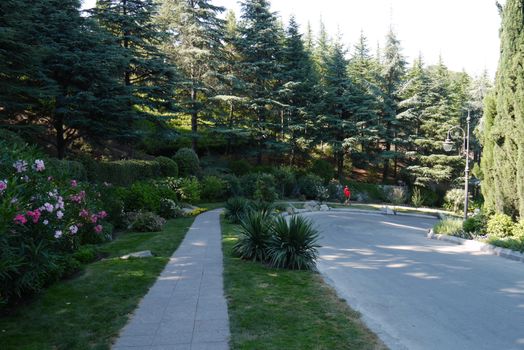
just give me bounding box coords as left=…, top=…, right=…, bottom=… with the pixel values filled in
left=221, top=218, right=386, bottom=350
left=0, top=216, right=195, bottom=350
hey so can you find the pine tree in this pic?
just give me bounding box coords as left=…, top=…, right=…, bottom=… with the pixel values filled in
left=235, top=0, right=283, bottom=163
left=481, top=0, right=524, bottom=217
left=378, top=29, right=406, bottom=182
left=156, top=0, right=226, bottom=150
left=280, top=16, right=317, bottom=164
left=92, top=0, right=176, bottom=110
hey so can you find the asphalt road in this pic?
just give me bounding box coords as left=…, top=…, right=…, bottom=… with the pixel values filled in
left=305, top=211, right=524, bottom=350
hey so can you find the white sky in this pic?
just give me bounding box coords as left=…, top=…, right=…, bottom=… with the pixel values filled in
left=82, top=0, right=503, bottom=77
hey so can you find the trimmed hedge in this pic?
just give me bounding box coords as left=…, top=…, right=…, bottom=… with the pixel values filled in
left=174, top=148, right=200, bottom=177
left=156, top=156, right=179, bottom=178
left=85, top=160, right=163, bottom=186
left=47, top=159, right=87, bottom=181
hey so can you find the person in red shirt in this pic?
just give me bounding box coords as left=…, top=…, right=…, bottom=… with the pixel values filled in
left=344, top=185, right=351, bottom=206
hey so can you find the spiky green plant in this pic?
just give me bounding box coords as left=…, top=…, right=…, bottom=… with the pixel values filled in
left=224, top=197, right=252, bottom=224
left=267, top=216, right=320, bottom=270
left=232, top=210, right=273, bottom=261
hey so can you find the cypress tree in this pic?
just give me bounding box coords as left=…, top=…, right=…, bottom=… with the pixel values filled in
left=481, top=0, right=524, bottom=217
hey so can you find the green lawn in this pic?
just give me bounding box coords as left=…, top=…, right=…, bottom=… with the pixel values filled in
left=221, top=218, right=386, bottom=350
left=0, top=216, right=195, bottom=350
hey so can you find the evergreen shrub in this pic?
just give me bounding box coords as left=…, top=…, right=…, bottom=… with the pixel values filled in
left=174, top=148, right=200, bottom=177
left=310, top=159, right=334, bottom=183
left=298, top=174, right=323, bottom=199
left=228, top=159, right=251, bottom=176
left=87, top=160, right=162, bottom=186
left=224, top=197, right=252, bottom=224
left=156, top=156, right=178, bottom=177
left=201, top=175, right=228, bottom=201
left=487, top=213, right=515, bottom=238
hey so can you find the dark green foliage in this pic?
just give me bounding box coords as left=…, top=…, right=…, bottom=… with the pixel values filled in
left=156, top=156, right=179, bottom=177
left=72, top=245, right=99, bottom=264
left=240, top=173, right=275, bottom=199
left=253, top=174, right=278, bottom=203
left=463, top=213, right=487, bottom=234
left=201, top=175, right=228, bottom=201
left=272, top=167, right=297, bottom=197
left=310, top=159, right=334, bottom=183
left=129, top=212, right=166, bottom=232
left=267, top=215, right=320, bottom=270
left=84, top=160, right=162, bottom=186
left=487, top=213, right=515, bottom=238
left=480, top=0, right=524, bottom=218
left=158, top=199, right=181, bottom=219
left=347, top=181, right=386, bottom=202
left=116, top=181, right=176, bottom=213
left=298, top=174, right=323, bottom=199
left=229, top=159, right=251, bottom=176
left=233, top=210, right=272, bottom=261
left=174, top=148, right=200, bottom=177
left=225, top=197, right=252, bottom=224
left=46, top=159, right=87, bottom=181
left=327, top=179, right=344, bottom=202
left=220, top=174, right=242, bottom=197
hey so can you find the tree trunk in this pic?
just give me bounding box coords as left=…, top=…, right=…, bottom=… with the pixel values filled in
left=337, top=152, right=344, bottom=180
left=54, top=115, right=65, bottom=160
left=226, top=102, right=234, bottom=156
left=191, top=87, right=198, bottom=151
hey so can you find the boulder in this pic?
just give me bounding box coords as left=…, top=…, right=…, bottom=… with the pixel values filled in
left=304, top=200, right=320, bottom=211
left=320, top=204, right=330, bottom=211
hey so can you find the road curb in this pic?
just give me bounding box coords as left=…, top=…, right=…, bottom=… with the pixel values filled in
left=427, top=229, right=524, bottom=263
left=282, top=207, right=438, bottom=220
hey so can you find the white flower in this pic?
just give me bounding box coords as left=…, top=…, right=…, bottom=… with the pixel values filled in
left=69, top=225, right=78, bottom=234
left=13, top=160, right=28, bottom=173
left=56, top=211, right=64, bottom=219
left=43, top=220, right=49, bottom=226
left=54, top=230, right=62, bottom=239
left=34, top=159, right=45, bottom=172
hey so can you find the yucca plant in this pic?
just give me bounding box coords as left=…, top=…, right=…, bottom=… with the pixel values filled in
left=232, top=210, right=273, bottom=262
left=267, top=215, right=320, bottom=270
left=224, top=197, right=252, bottom=224
left=250, top=200, right=275, bottom=215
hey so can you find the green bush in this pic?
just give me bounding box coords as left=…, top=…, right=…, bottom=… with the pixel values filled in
left=272, top=166, right=297, bottom=197
left=87, top=160, right=162, bottom=186
left=267, top=215, right=320, bottom=270
left=487, top=236, right=524, bottom=253
left=128, top=212, right=166, bottom=232
left=347, top=181, right=386, bottom=202
left=174, top=148, right=200, bottom=177
left=156, top=156, right=178, bottom=177
left=298, top=174, right=323, bottom=199
left=229, top=159, right=251, bottom=176
left=47, top=159, right=87, bottom=181
left=386, top=186, right=408, bottom=205
left=316, top=185, right=329, bottom=203
left=233, top=210, right=272, bottom=261
left=253, top=174, right=278, bottom=203
left=487, top=213, right=515, bottom=238
left=463, top=212, right=487, bottom=234
left=433, top=219, right=464, bottom=236
left=158, top=198, right=182, bottom=219
left=72, top=245, right=99, bottom=264
left=176, top=177, right=201, bottom=203
left=240, top=173, right=277, bottom=201
left=225, top=197, right=252, bottom=224
left=310, top=159, right=334, bottom=183
left=220, top=174, right=242, bottom=197
left=327, top=179, right=344, bottom=202
left=411, top=188, right=424, bottom=208
left=201, top=175, right=228, bottom=201
left=513, top=220, right=524, bottom=239
left=444, top=189, right=465, bottom=213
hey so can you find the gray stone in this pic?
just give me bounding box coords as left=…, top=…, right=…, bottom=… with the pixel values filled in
left=120, top=250, right=153, bottom=259
left=319, top=204, right=330, bottom=211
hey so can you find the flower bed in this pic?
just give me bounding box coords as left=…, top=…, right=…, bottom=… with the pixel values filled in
left=0, top=144, right=111, bottom=306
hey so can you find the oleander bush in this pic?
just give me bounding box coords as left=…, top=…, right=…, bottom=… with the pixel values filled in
left=158, top=198, right=182, bottom=219
left=267, top=215, right=320, bottom=270
left=0, top=142, right=110, bottom=306
left=174, top=148, right=200, bottom=177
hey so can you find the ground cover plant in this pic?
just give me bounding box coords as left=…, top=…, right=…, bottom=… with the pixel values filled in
left=222, top=218, right=386, bottom=350
left=0, top=217, right=195, bottom=350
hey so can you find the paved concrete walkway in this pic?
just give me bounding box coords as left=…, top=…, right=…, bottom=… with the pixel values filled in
left=113, top=209, right=229, bottom=350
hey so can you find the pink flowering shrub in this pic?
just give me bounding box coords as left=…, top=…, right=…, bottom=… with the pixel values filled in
left=0, top=144, right=112, bottom=306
